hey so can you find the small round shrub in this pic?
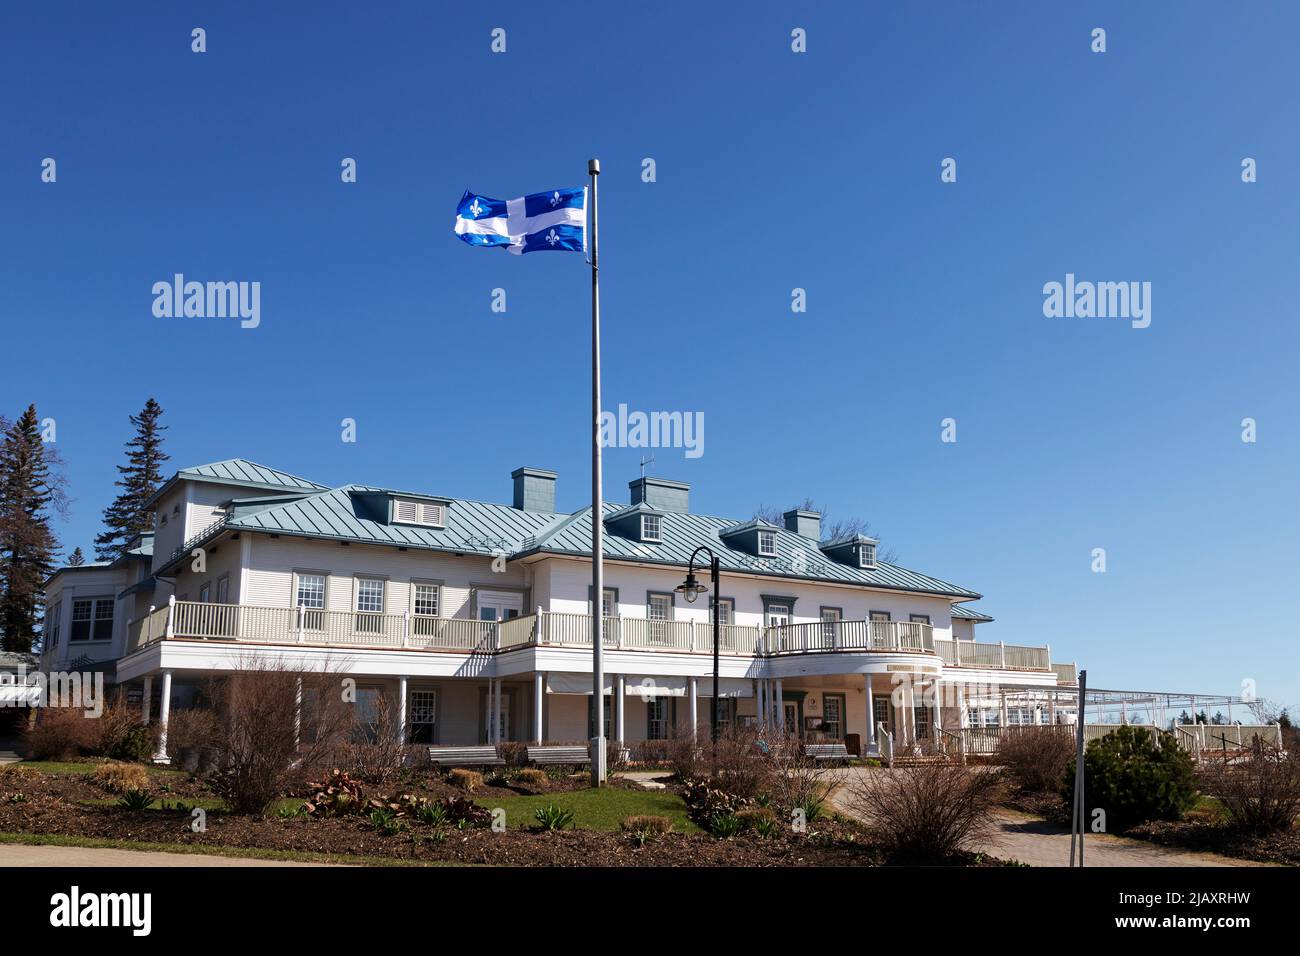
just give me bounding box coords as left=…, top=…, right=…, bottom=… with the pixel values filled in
left=1063, top=726, right=1197, bottom=831
left=89, top=761, right=150, bottom=794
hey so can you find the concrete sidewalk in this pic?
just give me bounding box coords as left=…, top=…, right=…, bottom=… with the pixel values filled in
left=0, top=843, right=337, bottom=867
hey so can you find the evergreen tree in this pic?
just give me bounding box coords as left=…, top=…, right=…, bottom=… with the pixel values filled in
left=95, top=397, right=168, bottom=562
left=0, top=405, right=65, bottom=653
left=67, top=546, right=85, bottom=566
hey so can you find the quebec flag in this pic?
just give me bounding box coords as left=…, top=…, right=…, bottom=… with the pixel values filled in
left=454, top=186, right=586, bottom=255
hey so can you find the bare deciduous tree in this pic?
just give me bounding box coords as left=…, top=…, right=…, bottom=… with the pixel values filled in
left=754, top=497, right=898, bottom=563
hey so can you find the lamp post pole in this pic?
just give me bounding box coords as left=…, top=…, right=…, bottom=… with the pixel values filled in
left=676, top=545, right=722, bottom=778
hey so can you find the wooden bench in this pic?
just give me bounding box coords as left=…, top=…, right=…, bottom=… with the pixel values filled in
left=426, top=746, right=504, bottom=767
left=527, top=745, right=591, bottom=766
left=804, top=743, right=853, bottom=764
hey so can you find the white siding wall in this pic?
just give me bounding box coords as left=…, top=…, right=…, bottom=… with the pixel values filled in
left=241, top=535, right=530, bottom=619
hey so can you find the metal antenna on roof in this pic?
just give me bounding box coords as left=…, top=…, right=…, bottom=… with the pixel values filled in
left=639, top=455, right=655, bottom=479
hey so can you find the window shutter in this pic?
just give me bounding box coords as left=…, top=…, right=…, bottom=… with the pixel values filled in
left=395, top=500, right=419, bottom=523
left=420, top=502, right=445, bottom=526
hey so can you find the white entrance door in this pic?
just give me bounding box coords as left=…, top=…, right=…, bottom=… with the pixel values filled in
left=477, top=590, right=523, bottom=622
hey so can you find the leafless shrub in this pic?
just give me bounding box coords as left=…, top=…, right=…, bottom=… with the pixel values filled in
left=335, top=692, right=409, bottom=786
left=998, top=727, right=1075, bottom=793
left=848, top=763, right=1006, bottom=862
left=1199, top=742, right=1300, bottom=835
left=205, top=663, right=351, bottom=816
left=24, top=707, right=98, bottom=760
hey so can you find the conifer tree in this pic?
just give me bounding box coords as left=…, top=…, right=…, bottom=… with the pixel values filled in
left=95, top=398, right=169, bottom=562
left=67, top=546, right=85, bottom=566
left=0, top=405, right=65, bottom=652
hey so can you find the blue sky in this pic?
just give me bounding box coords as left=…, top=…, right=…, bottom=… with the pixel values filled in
left=2, top=2, right=1297, bottom=712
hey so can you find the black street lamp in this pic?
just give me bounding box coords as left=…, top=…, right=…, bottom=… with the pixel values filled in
left=675, top=546, right=721, bottom=775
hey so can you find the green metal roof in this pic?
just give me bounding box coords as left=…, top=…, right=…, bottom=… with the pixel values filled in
left=159, top=462, right=983, bottom=600
left=950, top=603, right=993, bottom=622
left=144, top=458, right=329, bottom=509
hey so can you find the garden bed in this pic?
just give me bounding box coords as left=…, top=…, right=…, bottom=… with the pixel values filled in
left=0, top=763, right=886, bottom=867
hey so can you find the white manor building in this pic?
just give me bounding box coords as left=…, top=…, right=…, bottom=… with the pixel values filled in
left=40, top=458, right=1083, bottom=762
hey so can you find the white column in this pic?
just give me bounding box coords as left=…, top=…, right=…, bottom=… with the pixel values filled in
left=141, top=676, right=153, bottom=725
left=865, top=675, right=876, bottom=748
left=294, top=676, right=303, bottom=750
left=689, top=677, right=699, bottom=740
left=615, top=674, right=625, bottom=745
left=153, top=670, right=172, bottom=763
left=397, top=676, right=408, bottom=744
left=932, top=680, right=943, bottom=740
left=534, top=672, right=545, bottom=744
left=775, top=679, right=785, bottom=732
left=999, top=689, right=1009, bottom=727
left=493, top=678, right=503, bottom=743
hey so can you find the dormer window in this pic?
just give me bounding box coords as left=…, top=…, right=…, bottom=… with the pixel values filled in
left=641, top=514, right=662, bottom=542
left=859, top=542, right=877, bottom=569
left=391, top=497, right=446, bottom=528
left=758, top=529, right=777, bottom=557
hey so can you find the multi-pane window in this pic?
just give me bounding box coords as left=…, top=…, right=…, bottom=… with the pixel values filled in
left=757, top=530, right=777, bottom=557
left=647, top=593, right=672, bottom=645
left=873, top=696, right=890, bottom=734
left=409, top=690, right=437, bottom=744
left=296, top=574, right=326, bottom=630
left=647, top=698, right=670, bottom=740
left=356, top=578, right=385, bottom=613
left=216, top=575, right=229, bottom=603
left=859, top=543, right=877, bottom=568
left=355, top=578, right=385, bottom=634
left=820, top=607, right=842, bottom=645
left=711, top=598, right=733, bottom=625
left=823, top=694, right=845, bottom=738
left=412, top=583, right=440, bottom=637
left=44, top=601, right=61, bottom=649
left=909, top=614, right=931, bottom=624
left=199, top=583, right=211, bottom=603
left=765, top=603, right=790, bottom=628
left=641, top=514, right=661, bottom=542
left=70, top=598, right=113, bottom=642
left=914, top=704, right=931, bottom=739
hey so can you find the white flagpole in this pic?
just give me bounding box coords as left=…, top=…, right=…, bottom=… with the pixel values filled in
left=588, top=158, right=606, bottom=786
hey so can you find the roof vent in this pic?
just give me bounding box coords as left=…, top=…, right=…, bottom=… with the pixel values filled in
left=512, top=467, right=557, bottom=512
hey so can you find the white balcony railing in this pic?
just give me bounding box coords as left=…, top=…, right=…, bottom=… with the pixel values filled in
left=141, top=601, right=1054, bottom=672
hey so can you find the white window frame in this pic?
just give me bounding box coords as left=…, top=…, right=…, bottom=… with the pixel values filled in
left=646, top=697, right=670, bottom=740
left=354, top=577, right=386, bottom=634
left=409, top=689, right=437, bottom=744
left=641, top=513, right=662, bottom=542
left=294, top=572, right=327, bottom=630
left=711, top=597, right=734, bottom=626
left=411, top=581, right=442, bottom=637
left=765, top=603, right=790, bottom=628
left=216, top=574, right=229, bottom=604
left=859, top=542, right=877, bottom=568
left=757, top=529, right=777, bottom=557
left=44, top=600, right=62, bottom=650
left=70, top=597, right=114, bottom=643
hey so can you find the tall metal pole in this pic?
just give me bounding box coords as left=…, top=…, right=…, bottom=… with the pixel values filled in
left=588, top=158, right=606, bottom=787
left=1070, top=669, right=1087, bottom=866
left=711, top=554, right=721, bottom=776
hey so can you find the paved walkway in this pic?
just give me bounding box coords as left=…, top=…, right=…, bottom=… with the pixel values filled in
left=0, top=843, right=336, bottom=867
left=826, top=767, right=1265, bottom=867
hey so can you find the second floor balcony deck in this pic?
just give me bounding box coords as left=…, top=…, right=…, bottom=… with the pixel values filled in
left=129, top=601, right=1068, bottom=678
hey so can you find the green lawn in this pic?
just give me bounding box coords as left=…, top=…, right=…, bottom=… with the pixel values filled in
left=475, top=787, right=699, bottom=833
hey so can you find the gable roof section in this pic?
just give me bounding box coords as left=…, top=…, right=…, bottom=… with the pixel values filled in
left=950, top=603, right=993, bottom=622
left=191, top=485, right=558, bottom=559
left=145, top=458, right=329, bottom=509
